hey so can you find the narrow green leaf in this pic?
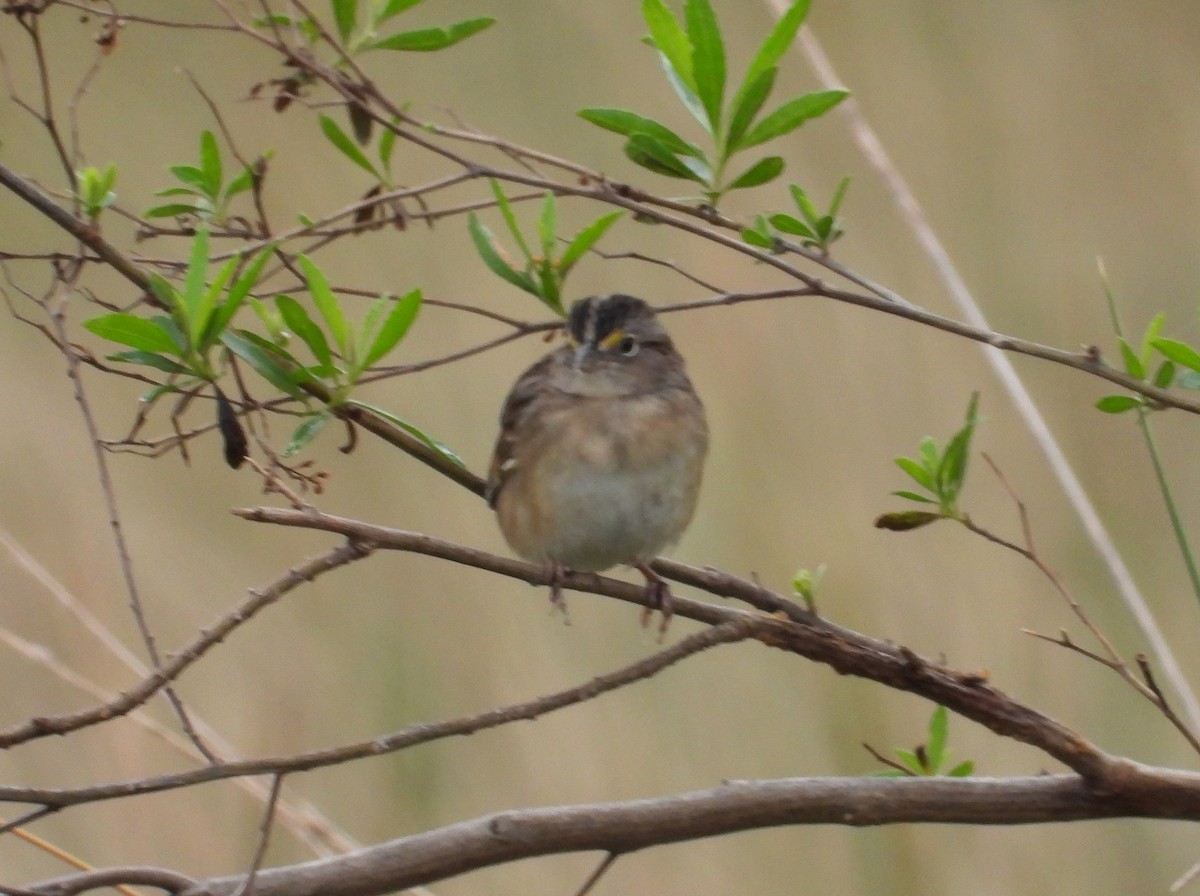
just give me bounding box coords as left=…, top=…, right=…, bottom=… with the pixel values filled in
left=180, top=227, right=212, bottom=345
left=743, top=0, right=809, bottom=89
left=378, top=0, right=424, bottom=22
left=727, top=155, right=784, bottom=190
left=332, top=0, right=356, bottom=43
left=938, top=392, right=980, bottom=498
left=642, top=0, right=694, bottom=89
left=169, top=164, right=210, bottom=194
left=659, top=51, right=710, bottom=130
left=893, top=749, right=925, bottom=775
left=1151, top=337, right=1200, bottom=373
left=1095, top=394, right=1142, bottom=414
left=368, top=17, right=494, bottom=51
left=199, top=130, right=223, bottom=198
left=364, top=289, right=422, bottom=368
left=220, top=330, right=307, bottom=399
left=319, top=113, right=380, bottom=179
left=537, top=193, right=557, bottom=261
left=145, top=203, right=204, bottom=219
left=624, top=133, right=706, bottom=182
left=947, top=760, right=975, bottom=777
left=741, top=227, right=773, bottom=248
left=106, top=350, right=189, bottom=374
left=736, top=89, right=849, bottom=150
left=559, top=211, right=623, bottom=275
left=536, top=256, right=562, bottom=316
left=926, top=706, right=948, bottom=769
left=895, top=456, right=934, bottom=491
left=769, top=213, right=816, bottom=240
left=726, top=66, right=776, bottom=150
left=829, top=174, right=851, bottom=217
left=1153, top=360, right=1177, bottom=389
left=85, top=313, right=182, bottom=354
left=891, top=490, right=937, bottom=504
left=489, top=179, right=534, bottom=262
left=285, top=410, right=332, bottom=456
left=346, top=399, right=467, bottom=468
left=790, top=183, right=820, bottom=224
left=205, top=245, right=274, bottom=346
left=467, top=213, right=539, bottom=295
left=577, top=108, right=704, bottom=157
left=1141, top=312, right=1166, bottom=362
left=298, top=254, right=349, bottom=355
left=685, top=0, right=725, bottom=132
left=224, top=166, right=256, bottom=201
left=918, top=436, right=940, bottom=471
left=1118, top=337, right=1145, bottom=379
left=276, top=294, right=334, bottom=374
left=379, top=124, right=397, bottom=174
left=193, top=255, right=238, bottom=348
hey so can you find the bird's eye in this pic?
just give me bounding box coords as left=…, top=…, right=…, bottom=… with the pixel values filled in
left=617, top=335, right=639, bottom=356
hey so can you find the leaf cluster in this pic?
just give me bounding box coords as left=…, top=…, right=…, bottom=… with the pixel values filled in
left=468, top=182, right=622, bottom=315
left=743, top=178, right=849, bottom=253
left=877, top=706, right=975, bottom=778
left=579, top=0, right=847, bottom=205
left=146, top=130, right=261, bottom=224
left=75, top=163, right=117, bottom=221
left=1097, top=314, right=1200, bottom=414
left=878, top=392, right=980, bottom=530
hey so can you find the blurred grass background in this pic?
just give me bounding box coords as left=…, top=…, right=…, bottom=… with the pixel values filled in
left=3, top=1, right=1200, bottom=893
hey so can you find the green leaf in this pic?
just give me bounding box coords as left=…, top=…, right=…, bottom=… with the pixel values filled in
left=84, top=313, right=183, bottom=355
left=768, top=213, right=816, bottom=240
left=319, top=114, right=379, bottom=179
left=537, top=193, right=557, bottom=261
left=937, top=392, right=980, bottom=500
left=577, top=108, right=705, bottom=158
left=106, top=350, right=189, bottom=375
left=220, top=330, right=307, bottom=399
left=1153, top=360, right=1176, bottom=389
left=368, top=17, right=495, bottom=51
left=379, top=124, right=397, bottom=173
left=891, top=490, right=937, bottom=504
left=624, top=133, right=706, bottom=181
left=926, top=706, right=948, bottom=769
left=726, top=66, right=776, bottom=151
left=467, top=213, right=539, bottom=295
left=895, top=456, right=934, bottom=491
left=559, top=211, right=623, bottom=275
left=347, top=399, right=467, bottom=468
left=145, top=203, right=204, bottom=219
left=169, top=164, right=210, bottom=194
left=205, top=246, right=274, bottom=346
left=224, top=165, right=256, bottom=201
left=180, top=226, right=211, bottom=345
left=727, top=155, right=784, bottom=190
left=199, top=130, right=222, bottom=198
left=743, top=0, right=809, bottom=89
left=893, top=749, right=924, bottom=775
left=285, top=410, right=332, bottom=456
left=741, top=215, right=774, bottom=248
left=685, top=0, right=725, bottom=132
left=658, top=50, right=710, bottom=131
left=828, top=174, right=851, bottom=217
left=378, top=0, right=424, bottom=21
left=298, top=255, right=349, bottom=355
left=1095, top=394, right=1143, bottom=414
left=918, top=436, right=940, bottom=471
left=642, top=0, right=694, bottom=90
left=1151, top=337, right=1200, bottom=373
left=193, top=255, right=238, bottom=348
left=485, top=179, right=533, bottom=262
left=276, top=294, right=334, bottom=374
left=1141, top=312, right=1166, bottom=362
left=363, top=289, right=422, bottom=368
left=790, top=182, right=820, bottom=224
left=736, top=89, right=848, bottom=150
left=947, top=760, right=975, bottom=777
left=1118, top=337, right=1145, bottom=379
left=332, top=0, right=356, bottom=43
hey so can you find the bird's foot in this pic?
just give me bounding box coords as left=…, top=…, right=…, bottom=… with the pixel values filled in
left=635, top=561, right=673, bottom=638
left=546, top=561, right=571, bottom=625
